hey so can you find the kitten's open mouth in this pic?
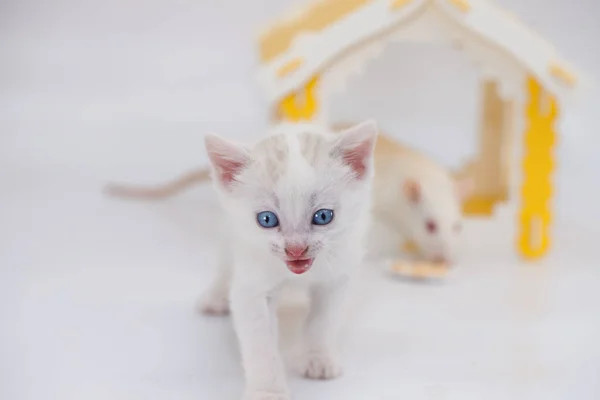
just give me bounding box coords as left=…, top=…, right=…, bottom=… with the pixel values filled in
left=285, top=258, right=314, bottom=275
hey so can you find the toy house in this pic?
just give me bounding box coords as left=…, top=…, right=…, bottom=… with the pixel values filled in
left=255, top=0, right=582, bottom=260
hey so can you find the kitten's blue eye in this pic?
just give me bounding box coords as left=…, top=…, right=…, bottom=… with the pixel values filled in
left=312, top=209, right=334, bottom=226
left=257, top=211, right=279, bottom=228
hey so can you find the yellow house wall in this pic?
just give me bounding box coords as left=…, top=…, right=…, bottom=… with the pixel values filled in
left=457, top=81, right=513, bottom=216
left=518, top=76, right=557, bottom=259
left=277, top=76, right=320, bottom=121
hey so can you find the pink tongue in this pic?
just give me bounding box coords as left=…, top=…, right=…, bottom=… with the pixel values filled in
left=286, top=259, right=313, bottom=274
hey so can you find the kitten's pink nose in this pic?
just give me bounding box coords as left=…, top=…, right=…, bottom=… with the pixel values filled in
left=285, top=245, right=309, bottom=259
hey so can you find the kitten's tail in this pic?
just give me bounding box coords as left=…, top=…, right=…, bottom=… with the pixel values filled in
left=104, top=167, right=211, bottom=200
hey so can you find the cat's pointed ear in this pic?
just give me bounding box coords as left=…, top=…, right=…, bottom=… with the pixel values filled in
left=334, top=120, right=378, bottom=180
left=455, top=176, right=474, bottom=201
left=204, top=133, right=249, bottom=189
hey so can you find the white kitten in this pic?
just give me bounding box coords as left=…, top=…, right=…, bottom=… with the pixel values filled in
left=200, top=121, right=378, bottom=400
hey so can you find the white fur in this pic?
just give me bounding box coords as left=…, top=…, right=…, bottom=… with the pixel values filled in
left=370, top=143, right=471, bottom=264
left=201, top=121, right=377, bottom=399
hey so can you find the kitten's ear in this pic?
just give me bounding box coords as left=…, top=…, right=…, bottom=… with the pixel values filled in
left=334, top=120, right=378, bottom=180
left=204, top=133, right=250, bottom=189
left=403, top=179, right=421, bottom=203
left=455, top=176, right=474, bottom=201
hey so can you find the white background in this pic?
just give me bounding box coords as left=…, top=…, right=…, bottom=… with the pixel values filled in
left=1, top=1, right=599, bottom=399
left=2, top=0, right=599, bottom=221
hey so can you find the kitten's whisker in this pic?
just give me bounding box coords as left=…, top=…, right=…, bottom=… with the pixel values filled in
left=323, top=253, right=338, bottom=279
left=325, top=258, right=335, bottom=279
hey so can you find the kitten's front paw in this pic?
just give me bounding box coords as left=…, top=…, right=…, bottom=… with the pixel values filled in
left=197, top=290, right=229, bottom=316
left=243, top=390, right=290, bottom=400
left=299, top=352, right=343, bottom=380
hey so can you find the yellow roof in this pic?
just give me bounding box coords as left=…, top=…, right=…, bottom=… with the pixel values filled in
left=259, top=0, right=372, bottom=62
left=257, top=0, right=583, bottom=104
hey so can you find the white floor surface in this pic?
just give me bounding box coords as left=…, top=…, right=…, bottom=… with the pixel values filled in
left=2, top=167, right=599, bottom=400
